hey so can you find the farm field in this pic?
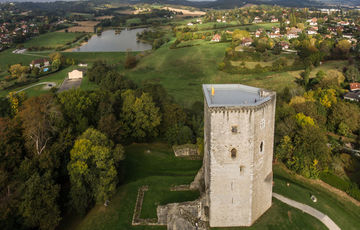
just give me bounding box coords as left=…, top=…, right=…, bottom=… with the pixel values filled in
left=58, top=21, right=98, bottom=33
left=24, top=32, right=85, bottom=49
left=58, top=143, right=360, bottom=230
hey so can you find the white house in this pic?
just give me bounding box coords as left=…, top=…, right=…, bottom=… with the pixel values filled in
left=68, top=70, right=83, bottom=80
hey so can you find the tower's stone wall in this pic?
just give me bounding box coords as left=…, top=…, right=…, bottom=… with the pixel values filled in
left=203, top=88, right=276, bottom=227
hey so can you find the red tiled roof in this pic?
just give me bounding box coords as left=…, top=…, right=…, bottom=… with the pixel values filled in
left=350, top=83, right=360, bottom=91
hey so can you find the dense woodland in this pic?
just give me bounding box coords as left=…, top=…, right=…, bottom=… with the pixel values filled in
left=0, top=56, right=204, bottom=229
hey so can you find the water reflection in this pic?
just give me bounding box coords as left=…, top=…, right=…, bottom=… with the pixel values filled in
left=73, top=28, right=152, bottom=52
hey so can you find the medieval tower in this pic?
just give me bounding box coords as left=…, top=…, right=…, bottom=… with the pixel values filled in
left=202, top=84, right=276, bottom=227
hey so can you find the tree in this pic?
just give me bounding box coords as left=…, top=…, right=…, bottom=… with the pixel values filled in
left=31, top=67, right=40, bottom=76
left=19, top=172, right=61, bottom=230
left=18, top=95, right=63, bottom=155
left=333, top=40, right=351, bottom=59
left=121, top=90, right=161, bottom=140
left=98, top=114, right=122, bottom=142
left=67, top=128, right=124, bottom=214
left=58, top=89, right=99, bottom=133
left=124, top=52, right=137, bottom=69
left=8, top=91, right=26, bottom=117
left=87, top=61, right=111, bottom=84
left=231, top=29, right=250, bottom=45
left=49, top=52, right=64, bottom=65
left=345, top=65, right=360, bottom=82
left=9, top=64, right=29, bottom=78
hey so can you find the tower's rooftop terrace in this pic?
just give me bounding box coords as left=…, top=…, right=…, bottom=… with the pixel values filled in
left=203, top=84, right=272, bottom=107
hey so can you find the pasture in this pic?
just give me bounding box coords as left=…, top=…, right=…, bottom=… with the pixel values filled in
left=24, top=32, right=86, bottom=49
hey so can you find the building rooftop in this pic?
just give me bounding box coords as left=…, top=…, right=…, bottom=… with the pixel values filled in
left=203, top=84, right=272, bottom=107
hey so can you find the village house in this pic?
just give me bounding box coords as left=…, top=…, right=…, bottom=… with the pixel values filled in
left=307, top=27, right=318, bottom=35
left=241, top=37, right=253, bottom=47
left=338, top=21, right=350, bottom=26
left=350, top=83, right=360, bottom=91
left=68, top=70, right=83, bottom=80
left=344, top=91, right=360, bottom=102
left=30, top=59, right=50, bottom=68
left=279, top=41, right=289, bottom=50
left=253, top=16, right=263, bottom=24
left=187, top=22, right=193, bottom=26
left=255, top=30, right=262, bottom=38
left=211, top=34, right=221, bottom=42
left=270, top=16, right=278, bottom=23
left=307, top=18, right=318, bottom=26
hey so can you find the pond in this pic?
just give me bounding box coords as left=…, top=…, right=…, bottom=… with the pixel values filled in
left=73, top=28, right=152, bottom=52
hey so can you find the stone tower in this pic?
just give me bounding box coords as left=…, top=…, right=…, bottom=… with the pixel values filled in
left=202, top=84, right=276, bottom=227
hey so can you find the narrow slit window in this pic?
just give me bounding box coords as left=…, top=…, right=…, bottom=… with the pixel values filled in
left=231, top=148, right=237, bottom=158
left=260, top=141, right=264, bottom=153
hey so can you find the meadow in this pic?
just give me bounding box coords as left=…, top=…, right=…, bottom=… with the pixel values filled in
left=58, top=143, right=360, bottom=230
left=24, top=32, right=86, bottom=49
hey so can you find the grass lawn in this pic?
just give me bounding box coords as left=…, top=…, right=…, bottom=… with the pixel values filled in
left=24, top=32, right=85, bottom=49
left=59, top=143, right=360, bottom=230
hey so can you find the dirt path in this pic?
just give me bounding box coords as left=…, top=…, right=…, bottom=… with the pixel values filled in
left=273, top=193, right=341, bottom=230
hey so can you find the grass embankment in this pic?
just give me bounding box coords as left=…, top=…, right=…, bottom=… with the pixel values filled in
left=60, top=143, right=360, bottom=230
left=273, top=164, right=360, bottom=230
left=24, top=32, right=86, bottom=49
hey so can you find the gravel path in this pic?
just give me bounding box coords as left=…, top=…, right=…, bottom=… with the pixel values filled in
left=15, top=82, right=56, bottom=93
left=273, top=193, right=341, bottom=230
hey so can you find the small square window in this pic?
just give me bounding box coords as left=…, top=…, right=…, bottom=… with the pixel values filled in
left=231, top=126, right=237, bottom=133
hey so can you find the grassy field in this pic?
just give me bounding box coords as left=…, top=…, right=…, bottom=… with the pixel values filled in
left=0, top=49, right=47, bottom=74
left=124, top=41, right=298, bottom=108
left=58, top=143, right=360, bottom=230
left=62, top=52, right=128, bottom=65
left=24, top=32, right=85, bottom=49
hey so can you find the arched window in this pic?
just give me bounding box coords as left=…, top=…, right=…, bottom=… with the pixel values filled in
left=231, top=148, right=237, bottom=158
left=260, top=141, right=264, bottom=153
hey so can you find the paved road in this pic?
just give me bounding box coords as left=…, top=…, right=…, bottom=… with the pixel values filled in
left=15, top=82, right=56, bottom=94
left=273, top=193, right=341, bottom=230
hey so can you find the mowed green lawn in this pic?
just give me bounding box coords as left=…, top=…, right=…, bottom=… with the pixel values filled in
left=59, top=143, right=360, bottom=230
left=24, top=32, right=85, bottom=48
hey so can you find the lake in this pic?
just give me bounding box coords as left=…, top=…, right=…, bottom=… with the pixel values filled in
left=73, top=28, right=152, bottom=52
